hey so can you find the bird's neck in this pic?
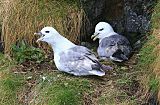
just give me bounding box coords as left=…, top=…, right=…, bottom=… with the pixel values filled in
left=50, top=34, right=76, bottom=54
left=99, top=32, right=117, bottom=43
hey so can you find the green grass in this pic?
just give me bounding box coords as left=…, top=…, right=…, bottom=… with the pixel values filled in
left=136, top=36, right=159, bottom=70
left=148, top=0, right=160, bottom=94
left=0, top=36, right=159, bottom=105
left=0, top=53, right=25, bottom=105
left=137, top=0, right=160, bottom=73
left=97, top=35, right=160, bottom=105
left=30, top=73, right=92, bottom=105
left=0, top=73, right=25, bottom=105
left=134, top=35, right=160, bottom=102
left=151, top=0, right=160, bottom=29
left=148, top=75, right=159, bottom=93
left=0, top=1, right=160, bottom=104
left=45, top=80, right=89, bottom=105
left=0, top=52, right=92, bottom=105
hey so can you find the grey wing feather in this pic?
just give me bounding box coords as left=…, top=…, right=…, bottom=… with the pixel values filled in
left=98, top=35, right=132, bottom=59
left=59, top=46, right=104, bottom=76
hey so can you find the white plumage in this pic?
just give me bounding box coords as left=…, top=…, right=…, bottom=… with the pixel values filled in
left=34, top=27, right=107, bottom=76
left=91, top=22, right=132, bottom=62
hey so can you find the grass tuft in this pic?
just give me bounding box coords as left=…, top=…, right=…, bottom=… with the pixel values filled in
left=148, top=75, right=159, bottom=93
left=1, top=0, right=85, bottom=54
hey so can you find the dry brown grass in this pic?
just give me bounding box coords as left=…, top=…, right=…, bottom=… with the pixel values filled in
left=152, top=29, right=160, bottom=76
left=151, top=29, right=160, bottom=102
left=1, top=0, right=85, bottom=54
left=151, top=0, right=160, bottom=96
left=148, top=1, right=160, bottom=102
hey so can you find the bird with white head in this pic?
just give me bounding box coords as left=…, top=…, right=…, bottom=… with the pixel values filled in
left=91, top=22, right=132, bottom=62
left=91, top=22, right=117, bottom=43
left=34, top=27, right=111, bottom=76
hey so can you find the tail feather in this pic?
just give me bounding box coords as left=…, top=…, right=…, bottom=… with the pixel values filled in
left=111, top=49, right=128, bottom=62
left=89, top=70, right=105, bottom=76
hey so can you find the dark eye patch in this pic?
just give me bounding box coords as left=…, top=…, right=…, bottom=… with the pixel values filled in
left=45, top=31, right=50, bottom=33
left=99, top=28, right=104, bottom=31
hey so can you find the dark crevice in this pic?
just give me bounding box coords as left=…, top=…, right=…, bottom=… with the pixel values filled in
left=79, top=0, right=157, bottom=45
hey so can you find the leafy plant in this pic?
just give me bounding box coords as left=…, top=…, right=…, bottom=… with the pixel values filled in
left=12, top=41, right=45, bottom=64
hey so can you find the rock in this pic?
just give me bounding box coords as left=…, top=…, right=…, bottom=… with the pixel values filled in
left=80, top=0, right=106, bottom=42
left=123, top=0, right=154, bottom=34
left=80, top=0, right=156, bottom=44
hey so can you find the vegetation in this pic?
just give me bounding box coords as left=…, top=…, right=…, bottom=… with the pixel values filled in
left=0, top=0, right=160, bottom=105
left=1, top=0, right=84, bottom=54
left=135, top=36, right=159, bottom=103
left=151, top=0, right=160, bottom=29
left=32, top=75, right=91, bottom=105
left=0, top=52, right=92, bottom=105
left=12, top=41, right=45, bottom=64
left=0, top=53, right=25, bottom=105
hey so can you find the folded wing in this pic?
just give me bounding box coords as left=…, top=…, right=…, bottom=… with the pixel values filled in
left=59, top=46, right=105, bottom=76
left=98, top=35, right=132, bottom=62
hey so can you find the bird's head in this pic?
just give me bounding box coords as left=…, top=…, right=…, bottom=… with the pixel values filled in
left=91, top=22, right=115, bottom=41
left=34, top=27, right=60, bottom=44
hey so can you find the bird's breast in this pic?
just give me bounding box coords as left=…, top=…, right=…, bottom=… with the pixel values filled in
left=54, top=53, right=61, bottom=70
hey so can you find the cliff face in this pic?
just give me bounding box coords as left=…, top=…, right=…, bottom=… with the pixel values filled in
left=80, top=0, right=156, bottom=43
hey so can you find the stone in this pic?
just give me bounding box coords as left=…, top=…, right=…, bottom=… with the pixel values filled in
left=80, top=0, right=156, bottom=44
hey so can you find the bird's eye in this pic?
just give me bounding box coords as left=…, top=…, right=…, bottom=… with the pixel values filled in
left=99, top=28, right=104, bottom=31
left=45, top=31, right=50, bottom=33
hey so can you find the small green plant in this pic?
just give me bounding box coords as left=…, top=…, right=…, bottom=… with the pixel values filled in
left=148, top=75, right=159, bottom=93
left=12, top=41, right=45, bottom=64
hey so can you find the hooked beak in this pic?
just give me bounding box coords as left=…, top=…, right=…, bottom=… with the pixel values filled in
left=34, top=32, right=44, bottom=42
left=34, top=32, right=42, bottom=36
left=91, top=32, right=99, bottom=41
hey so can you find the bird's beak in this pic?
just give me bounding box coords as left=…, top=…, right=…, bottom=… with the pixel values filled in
left=91, top=32, right=99, bottom=41
left=36, top=37, right=44, bottom=42
left=34, top=32, right=42, bottom=36
left=34, top=32, right=43, bottom=42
